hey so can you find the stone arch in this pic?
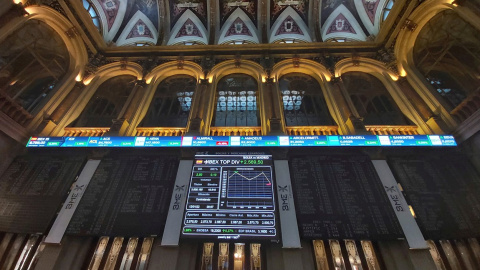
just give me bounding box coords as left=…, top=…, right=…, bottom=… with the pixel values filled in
left=128, top=61, right=204, bottom=134
left=394, top=0, right=471, bottom=129
left=208, top=60, right=266, bottom=83
left=335, top=57, right=431, bottom=133
left=272, top=58, right=332, bottom=82
left=0, top=6, right=89, bottom=131
left=53, top=62, right=143, bottom=135
left=394, top=0, right=454, bottom=77
left=205, top=60, right=266, bottom=132
left=272, top=59, right=347, bottom=132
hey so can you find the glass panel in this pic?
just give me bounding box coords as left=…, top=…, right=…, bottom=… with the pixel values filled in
left=342, top=72, right=411, bottom=125
left=141, top=75, right=196, bottom=127
left=279, top=73, right=334, bottom=126
left=72, top=76, right=136, bottom=127
left=0, top=21, right=69, bottom=114
left=414, top=10, right=480, bottom=111
left=213, top=74, right=259, bottom=127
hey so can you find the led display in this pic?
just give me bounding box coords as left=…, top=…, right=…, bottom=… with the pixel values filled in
left=181, top=153, right=277, bottom=240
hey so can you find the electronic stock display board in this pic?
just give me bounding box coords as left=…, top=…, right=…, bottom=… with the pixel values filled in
left=181, top=153, right=277, bottom=240
left=26, top=135, right=457, bottom=148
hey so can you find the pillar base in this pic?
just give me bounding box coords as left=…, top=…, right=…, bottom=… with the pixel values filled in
left=268, top=118, right=283, bottom=135
left=106, top=118, right=129, bottom=136
left=187, top=117, right=204, bottom=135
left=346, top=116, right=369, bottom=135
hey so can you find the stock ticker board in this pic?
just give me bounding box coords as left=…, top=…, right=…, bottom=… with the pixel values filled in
left=289, top=154, right=404, bottom=240
left=0, top=154, right=85, bottom=233
left=181, top=154, right=277, bottom=240
left=388, top=154, right=480, bottom=239
left=26, top=135, right=457, bottom=148
left=66, top=154, right=179, bottom=236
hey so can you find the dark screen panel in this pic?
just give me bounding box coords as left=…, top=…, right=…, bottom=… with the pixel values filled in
left=66, top=154, right=179, bottom=237
left=0, top=154, right=85, bottom=233
left=289, top=154, right=403, bottom=240
left=388, top=154, right=480, bottom=239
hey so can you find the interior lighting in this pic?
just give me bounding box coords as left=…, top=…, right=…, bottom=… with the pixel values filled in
left=83, top=77, right=93, bottom=85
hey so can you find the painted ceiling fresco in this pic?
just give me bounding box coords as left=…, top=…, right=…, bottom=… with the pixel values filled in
left=170, top=0, right=208, bottom=28
left=220, top=0, right=257, bottom=27
left=82, top=0, right=393, bottom=46
left=271, top=0, right=308, bottom=26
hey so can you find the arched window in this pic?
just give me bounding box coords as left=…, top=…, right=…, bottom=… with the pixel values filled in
left=141, top=75, right=196, bottom=127
left=342, top=72, right=410, bottom=125
left=425, top=71, right=466, bottom=109
left=382, top=0, right=395, bottom=22
left=82, top=0, right=102, bottom=32
left=212, top=74, right=259, bottom=127
left=0, top=20, right=69, bottom=114
left=72, top=75, right=136, bottom=127
left=279, top=73, right=334, bottom=126
left=414, top=10, right=480, bottom=113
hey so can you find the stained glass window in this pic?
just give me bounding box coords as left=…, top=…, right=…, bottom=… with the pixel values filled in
left=83, top=0, right=102, bottom=32
left=141, top=75, right=196, bottom=127
left=279, top=73, right=334, bottom=126
left=212, top=74, right=259, bottom=127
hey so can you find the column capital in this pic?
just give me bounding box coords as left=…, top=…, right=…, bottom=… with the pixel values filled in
left=330, top=76, right=342, bottom=84
left=265, top=77, right=275, bottom=84
left=136, top=79, right=147, bottom=87
left=199, top=79, right=209, bottom=85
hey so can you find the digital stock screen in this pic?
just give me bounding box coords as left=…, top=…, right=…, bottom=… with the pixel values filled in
left=181, top=153, right=277, bottom=240
left=26, top=135, right=457, bottom=148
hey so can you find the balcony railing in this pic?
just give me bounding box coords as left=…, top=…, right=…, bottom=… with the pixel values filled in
left=0, top=91, right=33, bottom=126
left=285, top=126, right=339, bottom=135
left=451, top=88, right=480, bottom=122
left=63, top=127, right=110, bottom=137
left=210, top=127, right=262, bottom=136
left=135, top=127, right=186, bottom=136
left=365, top=125, right=419, bottom=135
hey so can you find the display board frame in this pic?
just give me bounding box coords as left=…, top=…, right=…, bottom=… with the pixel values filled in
left=180, top=152, right=279, bottom=241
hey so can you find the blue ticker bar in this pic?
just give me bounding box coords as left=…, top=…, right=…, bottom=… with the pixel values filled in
left=26, top=135, right=457, bottom=148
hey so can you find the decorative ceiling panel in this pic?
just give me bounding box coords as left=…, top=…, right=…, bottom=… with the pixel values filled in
left=170, top=0, right=208, bottom=29
left=220, top=0, right=257, bottom=27
left=98, top=0, right=120, bottom=31
left=271, top=0, right=308, bottom=27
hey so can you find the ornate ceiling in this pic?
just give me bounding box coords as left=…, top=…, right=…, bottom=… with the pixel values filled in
left=80, top=0, right=396, bottom=46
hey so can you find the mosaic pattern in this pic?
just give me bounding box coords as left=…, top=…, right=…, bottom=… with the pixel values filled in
left=326, top=13, right=356, bottom=34
left=225, top=18, right=253, bottom=37
left=126, top=19, right=154, bottom=39
left=99, top=0, right=121, bottom=31
left=175, top=18, right=204, bottom=38
left=362, top=0, right=380, bottom=24
left=275, top=16, right=304, bottom=35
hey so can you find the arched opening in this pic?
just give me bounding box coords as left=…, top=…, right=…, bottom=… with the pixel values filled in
left=413, top=10, right=480, bottom=120
left=342, top=72, right=411, bottom=125
left=279, top=73, right=334, bottom=126
left=212, top=74, right=259, bottom=127
left=71, top=75, right=136, bottom=127
left=82, top=0, right=102, bottom=32
left=140, top=75, right=196, bottom=127
left=0, top=20, right=69, bottom=115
